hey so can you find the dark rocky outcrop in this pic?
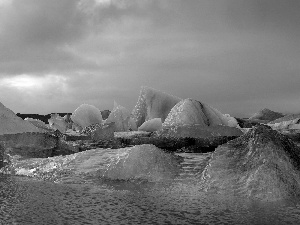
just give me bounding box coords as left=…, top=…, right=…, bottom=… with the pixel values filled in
left=115, top=125, right=243, bottom=153
left=16, top=113, right=71, bottom=124
left=248, top=108, right=284, bottom=123
left=202, top=125, right=300, bottom=201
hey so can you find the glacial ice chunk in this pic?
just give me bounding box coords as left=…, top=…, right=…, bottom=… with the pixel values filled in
left=25, top=118, right=52, bottom=132
left=105, top=102, right=130, bottom=132
left=103, top=144, right=181, bottom=181
left=131, top=86, right=181, bottom=128
left=48, top=114, right=68, bottom=133
left=71, top=104, right=103, bottom=128
left=0, top=101, right=40, bottom=135
left=138, top=118, right=162, bottom=132
left=163, top=98, right=238, bottom=128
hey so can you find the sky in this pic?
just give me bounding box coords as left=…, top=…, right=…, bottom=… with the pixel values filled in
left=0, top=0, right=299, bottom=118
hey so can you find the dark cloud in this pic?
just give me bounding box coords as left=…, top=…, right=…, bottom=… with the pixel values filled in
left=0, top=0, right=299, bottom=117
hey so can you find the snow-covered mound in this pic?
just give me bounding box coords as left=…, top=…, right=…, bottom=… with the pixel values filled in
left=0, top=102, right=40, bottom=135
left=71, top=104, right=103, bottom=128
left=163, top=99, right=238, bottom=128
left=105, top=102, right=130, bottom=132
left=131, top=86, right=181, bottom=128
left=138, top=118, right=162, bottom=132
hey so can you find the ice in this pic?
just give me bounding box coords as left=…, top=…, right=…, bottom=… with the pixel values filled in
left=71, top=104, right=103, bottom=128
left=103, top=144, right=182, bottom=181
left=128, top=117, right=138, bottom=131
left=163, top=99, right=239, bottom=128
left=131, top=86, right=181, bottom=128
left=105, top=101, right=130, bottom=132
left=90, top=122, right=115, bottom=141
left=5, top=145, right=182, bottom=182
left=268, top=118, right=300, bottom=130
left=24, top=118, right=52, bottom=132
left=0, top=101, right=40, bottom=135
left=163, top=99, right=209, bottom=127
left=48, top=114, right=68, bottom=133
left=138, top=118, right=162, bottom=132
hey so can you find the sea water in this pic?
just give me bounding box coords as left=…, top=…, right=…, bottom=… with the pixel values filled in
left=1, top=145, right=300, bottom=225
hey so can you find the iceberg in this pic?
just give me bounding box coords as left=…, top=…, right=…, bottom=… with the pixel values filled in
left=138, top=118, right=162, bottom=132
left=0, top=101, right=40, bottom=135
left=71, top=104, right=103, bottom=128
left=131, top=86, right=181, bottom=128
left=163, top=99, right=238, bottom=128
left=48, top=114, right=68, bottom=133
left=249, top=108, right=284, bottom=123
left=105, top=102, right=130, bottom=132
left=201, top=125, right=300, bottom=201
left=24, top=118, right=52, bottom=132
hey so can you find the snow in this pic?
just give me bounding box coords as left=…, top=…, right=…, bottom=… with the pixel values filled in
left=131, top=86, right=181, bottom=128
left=0, top=101, right=40, bottom=135
left=138, top=118, right=162, bottom=132
left=71, top=104, right=103, bottom=128
left=105, top=101, right=130, bottom=132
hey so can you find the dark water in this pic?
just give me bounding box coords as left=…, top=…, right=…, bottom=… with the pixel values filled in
left=1, top=146, right=300, bottom=225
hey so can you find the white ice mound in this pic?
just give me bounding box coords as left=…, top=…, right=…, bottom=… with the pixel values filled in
left=268, top=118, right=300, bottom=130
left=163, top=99, right=238, bottom=127
left=103, top=144, right=181, bottom=181
left=8, top=145, right=182, bottom=182
left=25, top=118, right=52, bottom=132
left=48, top=114, right=68, bottom=133
left=71, top=104, right=103, bottom=128
left=138, top=118, right=162, bottom=132
left=131, top=86, right=181, bottom=128
left=105, top=101, right=130, bottom=132
left=0, top=101, right=40, bottom=135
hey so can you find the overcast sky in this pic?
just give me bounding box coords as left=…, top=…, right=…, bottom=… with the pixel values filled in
left=0, top=0, right=299, bottom=117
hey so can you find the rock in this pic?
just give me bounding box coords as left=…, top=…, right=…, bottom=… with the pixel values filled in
left=115, top=125, right=242, bottom=153
left=138, top=118, right=162, bottom=132
left=105, top=102, right=130, bottom=132
left=201, top=125, right=300, bottom=201
left=0, top=101, right=40, bottom=135
left=249, top=108, right=284, bottom=123
left=71, top=104, right=103, bottom=128
left=131, top=86, right=181, bottom=128
left=101, top=110, right=111, bottom=120
left=163, top=98, right=238, bottom=128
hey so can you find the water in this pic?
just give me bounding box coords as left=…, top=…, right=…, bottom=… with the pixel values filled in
left=1, top=145, right=300, bottom=225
